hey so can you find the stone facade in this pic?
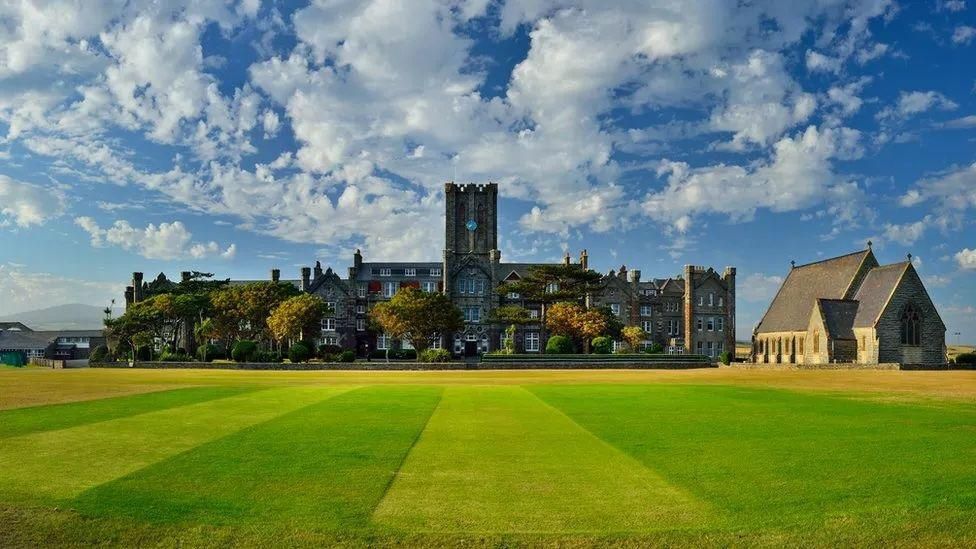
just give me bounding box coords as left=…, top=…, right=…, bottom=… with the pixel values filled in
left=753, top=246, right=947, bottom=365
left=126, top=182, right=735, bottom=359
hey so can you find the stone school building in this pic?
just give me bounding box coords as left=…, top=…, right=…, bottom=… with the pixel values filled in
left=752, top=245, right=947, bottom=365
left=127, top=183, right=736, bottom=358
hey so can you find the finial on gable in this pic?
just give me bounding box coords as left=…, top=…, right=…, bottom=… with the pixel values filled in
left=907, top=253, right=912, bottom=262
left=867, top=240, right=873, bottom=249
left=790, top=260, right=796, bottom=269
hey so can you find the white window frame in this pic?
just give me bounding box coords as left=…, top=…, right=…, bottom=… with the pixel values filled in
left=640, top=305, right=652, bottom=317
left=383, top=281, right=397, bottom=298
left=709, top=293, right=714, bottom=306
left=717, top=317, right=724, bottom=332
left=358, top=286, right=366, bottom=298
left=525, top=332, right=540, bottom=352
left=321, top=318, right=336, bottom=331
left=707, top=341, right=714, bottom=357
left=707, top=317, right=714, bottom=332
left=642, top=321, right=653, bottom=333
left=422, top=281, right=438, bottom=293
left=405, top=268, right=416, bottom=277
left=357, top=318, right=366, bottom=331
left=430, top=268, right=441, bottom=277
left=379, top=268, right=392, bottom=277
left=356, top=304, right=366, bottom=314
left=696, top=318, right=703, bottom=331
left=610, top=303, right=621, bottom=317
left=464, top=306, right=481, bottom=323
left=698, top=295, right=704, bottom=306
left=377, top=334, right=390, bottom=350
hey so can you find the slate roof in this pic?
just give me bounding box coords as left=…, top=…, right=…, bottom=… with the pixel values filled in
left=227, top=279, right=302, bottom=288
left=497, top=263, right=549, bottom=280
left=355, top=262, right=442, bottom=281
left=817, top=299, right=859, bottom=340
left=756, top=249, right=873, bottom=333
left=0, top=330, right=54, bottom=350
left=853, top=262, right=909, bottom=328
left=0, top=322, right=31, bottom=331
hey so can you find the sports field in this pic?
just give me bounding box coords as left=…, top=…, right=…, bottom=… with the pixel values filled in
left=1, top=368, right=975, bottom=547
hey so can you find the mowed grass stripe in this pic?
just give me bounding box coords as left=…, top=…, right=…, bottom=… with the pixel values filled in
left=373, top=386, right=705, bottom=533
left=72, top=385, right=443, bottom=530
left=530, top=384, right=976, bottom=531
left=0, top=386, right=256, bottom=440
left=0, top=385, right=352, bottom=503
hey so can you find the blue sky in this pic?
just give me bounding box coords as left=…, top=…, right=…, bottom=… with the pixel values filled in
left=0, top=0, right=974, bottom=343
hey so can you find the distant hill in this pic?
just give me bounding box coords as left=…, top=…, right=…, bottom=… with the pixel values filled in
left=0, top=304, right=118, bottom=331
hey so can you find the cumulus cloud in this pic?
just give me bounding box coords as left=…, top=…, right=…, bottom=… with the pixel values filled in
left=956, top=249, right=976, bottom=270
left=900, top=163, right=976, bottom=222
left=739, top=273, right=785, bottom=303
left=883, top=217, right=930, bottom=246
left=0, top=175, right=65, bottom=227
left=643, top=125, right=863, bottom=230
left=74, top=217, right=235, bottom=260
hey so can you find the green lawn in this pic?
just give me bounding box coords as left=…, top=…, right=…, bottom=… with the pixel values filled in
left=1, top=369, right=975, bottom=547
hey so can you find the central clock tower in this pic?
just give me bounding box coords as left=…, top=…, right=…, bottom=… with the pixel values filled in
left=443, top=182, right=502, bottom=354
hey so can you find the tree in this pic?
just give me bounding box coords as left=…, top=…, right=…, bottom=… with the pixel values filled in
left=104, top=302, right=163, bottom=363
left=497, top=264, right=605, bottom=343
left=267, top=294, right=329, bottom=347
left=194, top=318, right=219, bottom=361
left=545, top=302, right=608, bottom=353
left=621, top=325, right=645, bottom=352
left=211, top=282, right=300, bottom=344
left=371, top=287, right=463, bottom=361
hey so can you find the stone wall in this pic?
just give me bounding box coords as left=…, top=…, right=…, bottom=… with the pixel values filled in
left=90, top=360, right=714, bottom=371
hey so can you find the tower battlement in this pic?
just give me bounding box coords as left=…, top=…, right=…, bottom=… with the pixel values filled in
left=445, top=182, right=497, bottom=194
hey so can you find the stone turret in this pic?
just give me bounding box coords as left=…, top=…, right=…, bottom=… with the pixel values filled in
left=314, top=260, right=323, bottom=279
left=630, top=269, right=641, bottom=283
left=181, top=271, right=191, bottom=283
left=563, top=252, right=571, bottom=266
left=300, top=267, right=311, bottom=291
left=579, top=249, right=588, bottom=270
left=132, top=272, right=144, bottom=303
left=271, top=268, right=280, bottom=283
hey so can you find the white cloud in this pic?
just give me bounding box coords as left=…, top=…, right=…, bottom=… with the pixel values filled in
left=942, top=115, right=976, bottom=129
left=883, top=217, right=930, bottom=246
left=0, top=175, right=65, bottom=227
left=900, top=163, right=976, bottom=220
left=74, top=217, right=235, bottom=260
left=952, top=26, right=976, bottom=45
left=643, top=125, right=864, bottom=229
left=878, top=90, right=958, bottom=121
left=942, top=0, right=966, bottom=11
left=806, top=50, right=841, bottom=73
left=739, top=272, right=785, bottom=303
left=956, top=249, right=976, bottom=270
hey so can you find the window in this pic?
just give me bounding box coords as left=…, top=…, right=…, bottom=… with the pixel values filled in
left=401, top=339, right=414, bottom=350
left=357, top=318, right=366, bottom=331
left=430, top=268, right=441, bottom=277
left=696, top=318, right=703, bottom=331
left=529, top=309, right=540, bottom=319
left=356, top=304, right=366, bottom=314
left=377, top=334, right=390, bottom=350
left=457, top=278, right=484, bottom=295
left=525, top=332, right=540, bottom=352
left=642, top=321, right=653, bottom=333
left=717, top=317, right=724, bottom=332
left=813, top=329, right=820, bottom=353
left=405, top=268, right=416, bottom=277
left=860, top=335, right=866, bottom=351
left=698, top=295, right=704, bottom=306
left=612, top=340, right=623, bottom=353
left=320, top=318, right=336, bottom=331
left=718, top=296, right=724, bottom=307
left=799, top=337, right=804, bottom=354
left=717, top=342, right=724, bottom=354
left=610, top=303, right=621, bottom=316
left=422, top=281, right=438, bottom=293
left=696, top=341, right=703, bottom=354
left=707, top=317, right=714, bottom=331
left=545, top=282, right=559, bottom=293
left=901, top=304, right=921, bottom=346
left=507, top=292, right=521, bottom=300
left=383, top=281, right=397, bottom=298
left=668, top=319, right=679, bottom=336
left=464, top=307, right=481, bottom=323
left=326, top=301, right=336, bottom=313
left=707, top=341, right=714, bottom=357
left=379, top=268, right=391, bottom=277
left=454, top=335, right=463, bottom=354
left=430, top=336, right=442, bottom=349
left=708, top=293, right=714, bottom=306
left=357, top=286, right=366, bottom=298
left=321, top=335, right=338, bottom=346
left=640, top=305, right=652, bottom=316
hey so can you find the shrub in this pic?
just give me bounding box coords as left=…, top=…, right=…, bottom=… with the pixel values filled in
left=545, top=335, right=574, bottom=354
left=339, top=350, right=356, bottom=362
left=253, top=350, right=282, bottom=363
left=288, top=342, right=312, bottom=363
left=420, top=348, right=452, bottom=362
left=90, top=345, right=109, bottom=363
left=320, top=353, right=336, bottom=363
left=231, top=340, right=258, bottom=362
left=591, top=336, right=613, bottom=355
left=195, top=343, right=225, bottom=362
left=158, top=351, right=189, bottom=362
left=135, top=345, right=152, bottom=361
left=719, top=351, right=732, bottom=365
left=644, top=342, right=664, bottom=354
left=371, top=348, right=417, bottom=360
left=956, top=353, right=976, bottom=365
left=318, top=344, right=343, bottom=358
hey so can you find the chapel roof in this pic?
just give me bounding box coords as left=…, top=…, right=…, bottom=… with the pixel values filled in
left=852, top=262, right=910, bottom=328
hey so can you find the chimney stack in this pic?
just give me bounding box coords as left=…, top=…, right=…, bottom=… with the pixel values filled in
left=618, top=265, right=628, bottom=280
left=630, top=269, right=641, bottom=283
left=563, top=252, right=571, bottom=266
left=300, top=267, right=311, bottom=291
left=314, top=260, right=323, bottom=279
left=579, top=249, right=589, bottom=270
left=132, top=272, right=144, bottom=302
left=271, top=268, right=280, bottom=283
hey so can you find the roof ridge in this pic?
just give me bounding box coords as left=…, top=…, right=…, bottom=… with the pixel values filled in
left=793, top=249, right=868, bottom=269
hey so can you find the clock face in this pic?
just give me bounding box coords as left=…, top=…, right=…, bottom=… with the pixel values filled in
left=466, top=219, right=478, bottom=232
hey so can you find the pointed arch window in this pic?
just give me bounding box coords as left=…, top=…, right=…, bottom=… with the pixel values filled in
left=901, top=304, right=921, bottom=346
